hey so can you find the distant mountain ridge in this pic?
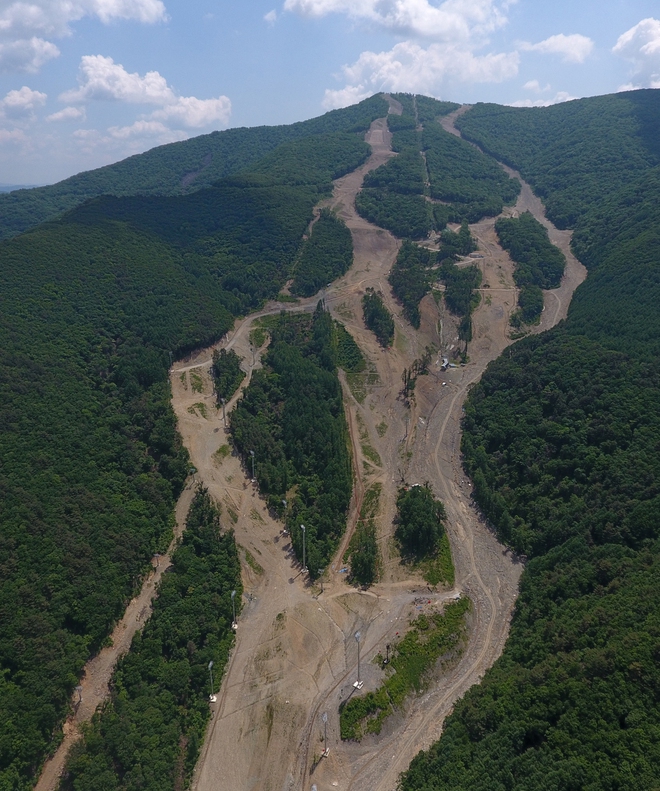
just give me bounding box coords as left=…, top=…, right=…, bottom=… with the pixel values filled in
left=0, top=94, right=388, bottom=241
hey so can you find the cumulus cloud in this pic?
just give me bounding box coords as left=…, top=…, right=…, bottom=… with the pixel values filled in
left=509, top=90, right=576, bottom=108
left=322, top=39, right=519, bottom=109
left=264, top=9, right=277, bottom=24
left=47, top=105, right=86, bottom=121
left=285, top=0, right=508, bottom=41
left=107, top=119, right=188, bottom=141
left=519, top=33, right=594, bottom=64
left=0, top=36, right=59, bottom=73
left=0, top=127, right=25, bottom=142
left=151, top=95, right=231, bottom=128
left=60, top=55, right=232, bottom=128
left=0, top=0, right=166, bottom=74
left=0, top=85, right=47, bottom=118
left=613, top=18, right=660, bottom=89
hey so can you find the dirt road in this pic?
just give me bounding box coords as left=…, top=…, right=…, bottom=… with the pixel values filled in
left=34, top=486, right=196, bottom=791
left=34, top=100, right=586, bottom=791
left=176, top=104, right=587, bottom=791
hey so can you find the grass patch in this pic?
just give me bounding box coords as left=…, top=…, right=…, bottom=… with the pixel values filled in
left=376, top=421, right=388, bottom=437
left=250, top=508, right=264, bottom=523
left=187, top=402, right=208, bottom=419
left=190, top=371, right=204, bottom=393
left=356, top=413, right=382, bottom=467
left=418, top=533, right=455, bottom=588
left=244, top=547, right=264, bottom=575
left=347, top=372, right=367, bottom=404
left=179, top=371, right=188, bottom=388
left=227, top=507, right=239, bottom=524
left=276, top=293, right=300, bottom=303
left=213, top=444, right=231, bottom=465
left=339, top=597, right=471, bottom=740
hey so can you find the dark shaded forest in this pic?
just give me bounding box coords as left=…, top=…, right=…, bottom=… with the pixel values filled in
left=61, top=488, right=241, bottom=791
left=0, top=112, right=376, bottom=790
left=400, top=89, right=660, bottom=791
left=229, top=305, right=353, bottom=578
left=291, top=209, right=353, bottom=297
left=0, top=94, right=389, bottom=241
left=496, top=211, right=565, bottom=325
left=362, top=289, right=395, bottom=346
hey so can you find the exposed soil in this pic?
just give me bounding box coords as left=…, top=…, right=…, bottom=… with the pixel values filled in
left=181, top=106, right=587, bottom=791
left=35, top=102, right=587, bottom=791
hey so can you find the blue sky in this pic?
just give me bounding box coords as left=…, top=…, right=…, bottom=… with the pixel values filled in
left=1, top=0, right=659, bottom=185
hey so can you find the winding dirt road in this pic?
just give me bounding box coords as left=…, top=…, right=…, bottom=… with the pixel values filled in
left=36, top=100, right=586, bottom=791
left=174, top=104, right=587, bottom=791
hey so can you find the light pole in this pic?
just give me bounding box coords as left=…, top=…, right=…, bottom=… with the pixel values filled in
left=353, top=631, right=363, bottom=689
left=221, top=397, right=226, bottom=424
left=322, top=711, right=329, bottom=757
left=318, top=569, right=324, bottom=594
left=300, top=524, right=306, bottom=573
left=231, top=589, right=237, bottom=630
left=208, top=660, right=216, bottom=702
left=384, top=643, right=391, bottom=666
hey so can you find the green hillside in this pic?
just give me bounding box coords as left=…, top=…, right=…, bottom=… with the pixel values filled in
left=401, top=89, right=660, bottom=791
left=0, top=119, right=374, bottom=790
left=0, top=94, right=388, bottom=241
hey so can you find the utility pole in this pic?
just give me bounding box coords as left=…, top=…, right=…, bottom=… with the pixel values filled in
left=300, top=524, right=306, bottom=573
left=208, top=661, right=216, bottom=702
left=221, top=397, right=226, bottom=423
left=353, top=631, right=363, bottom=689
left=250, top=449, right=255, bottom=481
left=231, top=589, right=237, bottom=631
left=322, top=712, right=329, bottom=757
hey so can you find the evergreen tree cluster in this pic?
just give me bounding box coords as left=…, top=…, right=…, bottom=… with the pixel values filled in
left=291, top=209, right=353, bottom=297
left=362, top=289, right=395, bottom=346
left=229, top=305, right=353, bottom=578
left=62, top=488, right=241, bottom=791
left=212, top=348, right=245, bottom=402
left=401, top=89, right=660, bottom=791
left=495, top=211, right=566, bottom=325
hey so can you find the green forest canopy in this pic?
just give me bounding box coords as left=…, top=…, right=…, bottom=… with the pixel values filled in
left=229, top=305, right=353, bottom=578
left=0, top=94, right=389, bottom=241
left=401, top=88, right=660, bottom=791
left=62, top=487, right=241, bottom=791
left=0, top=112, right=377, bottom=791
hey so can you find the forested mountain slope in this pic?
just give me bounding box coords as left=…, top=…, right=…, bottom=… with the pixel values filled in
left=401, top=89, right=660, bottom=790
left=0, top=119, right=371, bottom=791
left=0, top=95, right=387, bottom=241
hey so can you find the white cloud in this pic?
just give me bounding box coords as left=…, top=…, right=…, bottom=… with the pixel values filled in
left=0, top=36, right=59, bottom=73
left=522, top=79, right=550, bottom=93
left=47, top=105, right=86, bottom=121
left=61, top=55, right=173, bottom=104
left=108, top=119, right=187, bottom=141
left=322, top=39, right=519, bottom=109
left=285, top=0, right=509, bottom=41
left=519, top=33, right=594, bottom=64
left=0, top=127, right=25, bottom=142
left=264, top=9, right=277, bottom=24
left=60, top=55, right=231, bottom=128
left=0, top=0, right=167, bottom=39
left=0, top=0, right=166, bottom=74
left=509, top=90, right=576, bottom=108
left=613, top=18, right=660, bottom=89
left=151, top=95, right=232, bottom=128
left=0, top=85, right=46, bottom=118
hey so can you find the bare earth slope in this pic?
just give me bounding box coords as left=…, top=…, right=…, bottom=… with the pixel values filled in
left=179, top=106, right=587, bottom=791
left=35, top=101, right=587, bottom=791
